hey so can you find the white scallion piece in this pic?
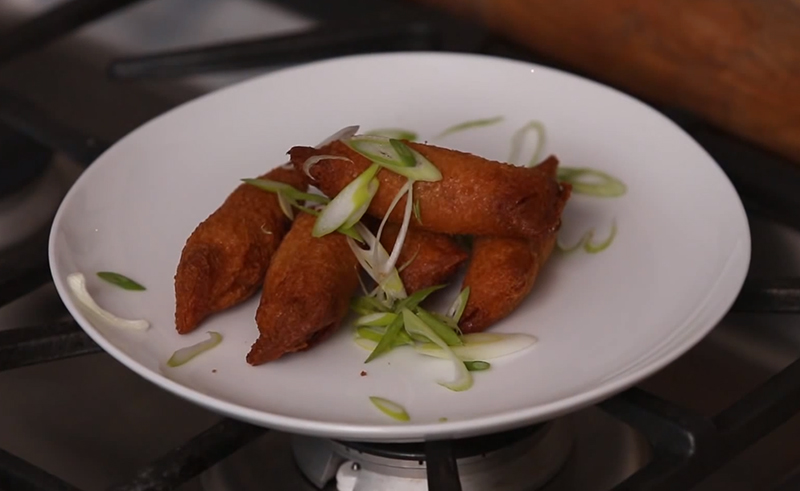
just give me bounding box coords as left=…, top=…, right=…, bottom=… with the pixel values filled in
left=369, top=396, right=410, bottom=422
left=315, top=125, right=360, bottom=148
left=346, top=136, right=442, bottom=182
left=313, top=164, right=380, bottom=237
left=446, top=287, right=471, bottom=323
left=66, top=273, right=149, bottom=331
left=167, top=331, right=223, bottom=367
left=414, top=333, right=537, bottom=361
left=402, top=308, right=472, bottom=392
left=347, top=223, right=407, bottom=301
left=301, top=155, right=353, bottom=179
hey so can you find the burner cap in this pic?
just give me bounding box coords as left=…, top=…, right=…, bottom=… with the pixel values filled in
left=336, top=424, right=543, bottom=461
left=0, top=123, right=52, bottom=199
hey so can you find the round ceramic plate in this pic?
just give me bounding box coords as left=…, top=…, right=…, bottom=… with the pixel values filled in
left=49, top=52, right=750, bottom=442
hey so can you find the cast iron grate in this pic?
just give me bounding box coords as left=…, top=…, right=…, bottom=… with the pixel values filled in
left=2, top=1, right=800, bottom=490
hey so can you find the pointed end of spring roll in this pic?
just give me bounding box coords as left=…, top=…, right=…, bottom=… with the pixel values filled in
left=246, top=318, right=340, bottom=365
left=174, top=243, right=217, bottom=334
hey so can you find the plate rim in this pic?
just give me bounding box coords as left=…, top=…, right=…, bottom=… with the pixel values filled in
left=47, top=51, right=751, bottom=441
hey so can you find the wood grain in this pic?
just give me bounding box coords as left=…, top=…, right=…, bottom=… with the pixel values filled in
left=411, top=0, right=800, bottom=163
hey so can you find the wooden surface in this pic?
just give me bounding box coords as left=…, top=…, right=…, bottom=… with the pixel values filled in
left=411, top=0, right=800, bottom=164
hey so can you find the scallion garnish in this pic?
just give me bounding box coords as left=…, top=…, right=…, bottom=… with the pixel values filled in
left=365, top=313, right=406, bottom=362
left=389, top=139, right=417, bottom=167
left=415, top=308, right=462, bottom=346
left=312, top=164, right=380, bottom=237
left=67, top=273, right=149, bottom=331
left=346, top=136, right=442, bottom=182
left=365, top=128, right=418, bottom=141
left=465, top=361, right=491, bottom=371
left=242, top=178, right=330, bottom=204
left=96, top=271, right=146, bottom=291
left=369, top=396, right=410, bottom=422
left=402, top=308, right=472, bottom=391
left=167, top=331, right=223, bottom=367
left=509, top=120, right=546, bottom=167
left=396, top=284, right=447, bottom=311
left=355, top=312, right=397, bottom=327
left=414, top=332, right=537, bottom=361
left=447, top=287, right=470, bottom=323
left=413, top=199, right=422, bottom=224
left=436, top=116, right=504, bottom=139
left=557, top=168, right=627, bottom=197
left=585, top=220, right=618, bottom=253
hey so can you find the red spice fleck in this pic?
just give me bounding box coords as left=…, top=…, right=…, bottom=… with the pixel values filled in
left=360, top=371, right=367, bottom=377
left=212, top=369, right=217, bottom=373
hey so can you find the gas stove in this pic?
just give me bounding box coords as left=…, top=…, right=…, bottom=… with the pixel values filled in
left=1, top=1, right=800, bottom=491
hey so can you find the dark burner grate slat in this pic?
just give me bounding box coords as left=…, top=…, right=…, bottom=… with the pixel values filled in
left=1, top=2, right=800, bottom=491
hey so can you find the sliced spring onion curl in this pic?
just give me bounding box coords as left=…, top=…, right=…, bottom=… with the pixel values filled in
left=558, top=167, right=627, bottom=197
left=365, top=128, right=418, bottom=141
left=465, top=361, right=491, bottom=371
left=345, top=136, right=442, bottom=182
left=414, top=333, right=537, bottom=361
left=301, top=155, right=353, bottom=179
left=315, top=125, right=359, bottom=148
left=557, top=220, right=618, bottom=254
left=369, top=396, right=410, bottom=422
left=403, top=309, right=472, bottom=391
left=67, top=273, right=149, bottom=331
left=96, top=271, right=145, bottom=291
left=436, top=116, right=504, bottom=139
left=347, top=223, right=407, bottom=305
left=167, top=331, right=223, bottom=367
left=509, top=120, right=546, bottom=167
left=313, top=164, right=380, bottom=237
left=447, top=287, right=470, bottom=323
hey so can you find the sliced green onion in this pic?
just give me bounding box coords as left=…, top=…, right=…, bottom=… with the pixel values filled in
left=96, top=271, right=145, bottom=291
left=276, top=192, right=294, bottom=220
left=167, top=331, right=223, bottom=367
left=464, top=361, right=491, bottom=371
left=447, top=287, right=470, bottom=323
left=355, top=312, right=397, bottom=327
left=315, top=125, right=359, bottom=148
left=414, top=332, right=537, bottom=361
left=313, top=164, right=380, bottom=237
left=402, top=309, right=472, bottom=391
left=365, top=313, right=406, bottom=363
left=416, top=308, right=462, bottom=346
left=381, top=180, right=414, bottom=277
left=355, top=336, right=378, bottom=351
left=346, top=136, right=442, bottom=182
left=557, top=220, right=618, bottom=254
left=389, top=139, right=417, bottom=167
left=436, top=116, right=504, bottom=139
left=557, top=167, right=627, bottom=197
left=509, top=120, right=546, bottom=167
left=351, top=295, right=391, bottom=315
left=585, top=220, right=618, bottom=253
left=369, top=396, right=410, bottom=422
left=242, top=178, right=330, bottom=204
left=439, top=417, right=448, bottom=422
left=347, top=223, right=407, bottom=302
left=396, top=284, right=447, bottom=311
left=413, top=199, right=422, bottom=224
left=301, top=155, right=353, bottom=179
left=365, top=128, right=418, bottom=141
left=357, top=327, right=412, bottom=347
left=67, top=273, right=149, bottom=331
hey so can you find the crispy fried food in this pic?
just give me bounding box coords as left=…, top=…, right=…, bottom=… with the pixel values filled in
left=379, top=224, right=468, bottom=294
left=174, top=166, right=307, bottom=334
left=247, top=213, right=359, bottom=365
left=289, top=140, right=569, bottom=239
left=459, top=157, right=570, bottom=333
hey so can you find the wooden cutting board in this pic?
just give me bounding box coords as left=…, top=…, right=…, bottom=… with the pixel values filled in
left=411, top=0, right=800, bottom=164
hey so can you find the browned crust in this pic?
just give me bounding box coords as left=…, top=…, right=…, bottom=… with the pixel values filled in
left=458, top=157, right=571, bottom=333
left=173, top=166, right=307, bottom=334
left=289, top=141, right=568, bottom=239
left=379, top=224, right=469, bottom=294
left=247, top=213, right=360, bottom=365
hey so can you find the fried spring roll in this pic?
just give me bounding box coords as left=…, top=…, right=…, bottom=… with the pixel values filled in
left=379, top=224, right=469, bottom=294
left=289, top=141, right=569, bottom=239
left=247, top=213, right=359, bottom=365
left=174, top=166, right=307, bottom=334
left=459, top=157, right=571, bottom=333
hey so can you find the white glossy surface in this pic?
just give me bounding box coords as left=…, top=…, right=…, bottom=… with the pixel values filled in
left=48, top=53, right=750, bottom=442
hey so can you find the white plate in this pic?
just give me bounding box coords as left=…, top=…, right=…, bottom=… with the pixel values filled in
left=48, top=52, right=750, bottom=442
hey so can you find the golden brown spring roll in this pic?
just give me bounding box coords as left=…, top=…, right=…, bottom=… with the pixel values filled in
left=289, top=140, right=568, bottom=239
left=379, top=224, right=469, bottom=294
left=174, top=166, right=307, bottom=334
left=458, top=157, right=570, bottom=333
left=247, top=213, right=360, bottom=365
